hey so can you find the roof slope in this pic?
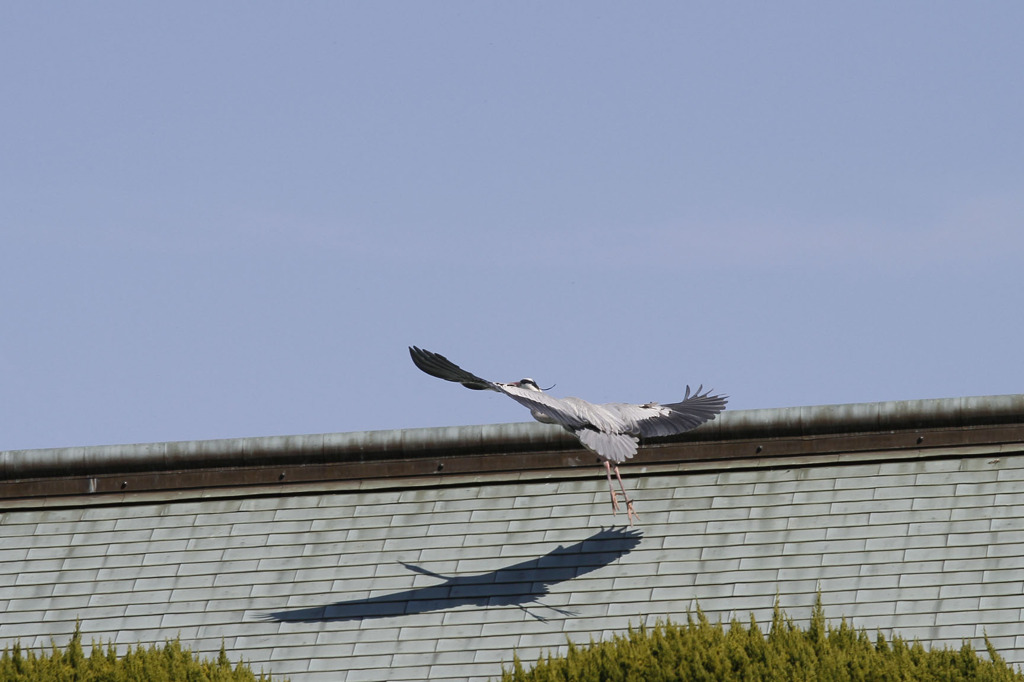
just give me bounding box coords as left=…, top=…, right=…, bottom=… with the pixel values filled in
left=2, top=395, right=1024, bottom=680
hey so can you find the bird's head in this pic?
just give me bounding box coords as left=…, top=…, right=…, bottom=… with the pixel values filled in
left=511, top=378, right=543, bottom=392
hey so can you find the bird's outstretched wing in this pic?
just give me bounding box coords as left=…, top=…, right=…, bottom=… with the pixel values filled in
left=604, top=385, right=727, bottom=439
left=410, top=350, right=597, bottom=430
left=409, top=346, right=495, bottom=390
left=494, top=386, right=592, bottom=430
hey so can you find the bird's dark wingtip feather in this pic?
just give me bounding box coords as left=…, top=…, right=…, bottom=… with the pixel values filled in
left=409, top=346, right=493, bottom=390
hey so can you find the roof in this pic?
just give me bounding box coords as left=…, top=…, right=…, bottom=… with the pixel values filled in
left=2, top=394, right=1024, bottom=681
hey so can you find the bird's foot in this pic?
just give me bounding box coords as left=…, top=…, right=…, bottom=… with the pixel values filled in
left=625, top=499, right=640, bottom=526
left=611, top=491, right=638, bottom=526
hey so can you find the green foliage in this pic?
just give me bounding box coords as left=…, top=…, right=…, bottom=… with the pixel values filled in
left=502, top=597, right=1023, bottom=682
left=0, top=622, right=282, bottom=681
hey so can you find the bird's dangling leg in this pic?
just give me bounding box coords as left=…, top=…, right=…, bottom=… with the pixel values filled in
left=603, top=460, right=621, bottom=514
left=612, top=464, right=639, bottom=526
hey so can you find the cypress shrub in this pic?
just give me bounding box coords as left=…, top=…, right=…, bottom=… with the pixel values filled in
left=0, top=623, right=281, bottom=681
left=502, top=598, right=1022, bottom=682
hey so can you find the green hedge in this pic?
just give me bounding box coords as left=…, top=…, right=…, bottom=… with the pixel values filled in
left=503, top=599, right=1022, bottom=682
left=0, top=624, right=281, bottom=681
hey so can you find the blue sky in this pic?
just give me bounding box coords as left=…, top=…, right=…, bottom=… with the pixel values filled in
left=2, top=4, right=1022, bottom=451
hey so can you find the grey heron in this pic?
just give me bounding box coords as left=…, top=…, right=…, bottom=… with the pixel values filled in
left=409, top=346, right=727, bottom=525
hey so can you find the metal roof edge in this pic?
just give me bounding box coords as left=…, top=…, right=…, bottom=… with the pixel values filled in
left=3, top=393, right=1023, bottom=483
left=677, top=393, right=1024, bottom=442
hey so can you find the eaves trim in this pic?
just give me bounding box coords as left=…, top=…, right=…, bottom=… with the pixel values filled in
left=2, top=394, right=1023, bottom=503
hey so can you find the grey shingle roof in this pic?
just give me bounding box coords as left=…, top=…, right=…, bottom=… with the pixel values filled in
left=3, top=395, right=1024, bottom=680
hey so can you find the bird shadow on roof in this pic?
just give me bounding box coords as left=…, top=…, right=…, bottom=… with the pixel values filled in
left=262, top=526, right=643, bottom=623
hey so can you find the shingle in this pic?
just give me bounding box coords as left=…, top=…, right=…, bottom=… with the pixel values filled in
left=774, top=565, right=829, bottom=581
left=400, top=510, right=471, bottom=528
left=937, top=582, right=988, bottom=599
left=875, top=483, right=957, bottom=500
left=167, top=583, right=250, bottom=604
left=881, top=459, right=958, bottom=476
left=0, top=551, right=27, bottom=572
left=27, top=509, right=84, bottom=524
left=95, top=559, right=149, bottom=580
left=875, top=508, right=952, bottom=525
left=39, top=520, right=116, bottom=537
left=703, top=541, right=789, bottom=561
left=915, top=494, right=995, bottom=510
left=194, top=510, right=274, bottom=527
left=345, top=665, right=401, bottom=682
left=831, top=498, right=914, bottom=515
left=826, top=523, right=908, bottom=541
left=312, top=515, right=364, bottom=533
left=825, top=574, right=901, bottom=592
left=980, top=633, right=1016, bottom=653
left=980, top=569, right=1024, bottom=588
left=470, top=638, right=524, bottom=661
left=990, top=514, right=1024, bottom=530
left=956, top=480, right=1014, bottom=496
left=379, top=535, right=458, bottom=553
left=837, top=600, right=899, bottom=618
left=111, top=515, right=162, bottom=532
left=836, top=474, right=918, bottom=491
left=0, top=523, right=39, bottom=540
left=668, top=506, right=750, bottom=525
left=739, top=552, right=823, bottom=571
left=89, top=529, right=156, bottom=548
left=979, top=593, right=1024, bottom=611
left=809, top=462, right=884, bottom=480
left=910, top=518, right=989, bottom=535
left=795, top=488, right=862, bottom=505
left=752, top=476, right=833, bottom=495
left=784, top=506, right=847, bottom=526
left=735, top=516, right=791, bottom=535
left=18, top=556, right=66, bottom=572
left=984, top=544, right=1024, bottom=561
left=424, top=520, right=506, bottom=538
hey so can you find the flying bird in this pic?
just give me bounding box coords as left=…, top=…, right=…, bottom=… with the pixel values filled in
left=409, top=346, right=727, bottom=524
